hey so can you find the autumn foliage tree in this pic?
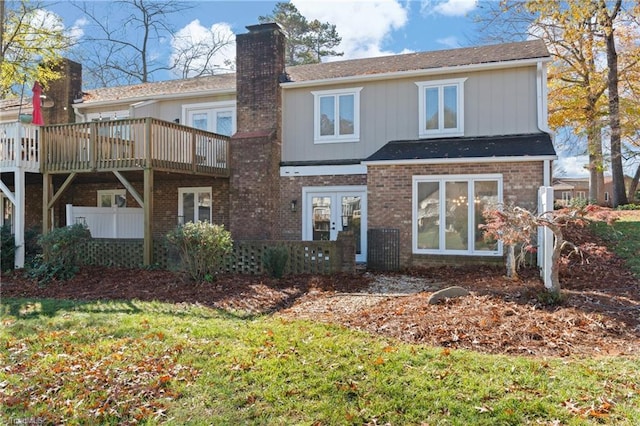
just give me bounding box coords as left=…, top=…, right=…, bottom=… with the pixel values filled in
left=1, top=0, right=73, bottom=96
left=481, top=205, right=593, bottom=295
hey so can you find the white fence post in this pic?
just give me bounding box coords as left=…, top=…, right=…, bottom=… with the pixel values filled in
left=538, top=186, right=554, bottom=289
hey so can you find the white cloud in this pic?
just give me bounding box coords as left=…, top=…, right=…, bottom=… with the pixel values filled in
left=292, top=0, right=410, bottom=59
left=68, top=17, right=87, bottom=42
left=556, top=155, right=589, bottom=177
left=170, top=20, right=236, bottom=78
left=436, top=36, right=461, bottom=49
left=420, top=0, right=478, bottom=17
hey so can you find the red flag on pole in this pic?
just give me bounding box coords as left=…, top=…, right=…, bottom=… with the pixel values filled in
left=31, top=82, right=44, bottom=126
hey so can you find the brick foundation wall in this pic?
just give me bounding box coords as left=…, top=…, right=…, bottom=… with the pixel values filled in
left=367, top=161, right=545, bottom=268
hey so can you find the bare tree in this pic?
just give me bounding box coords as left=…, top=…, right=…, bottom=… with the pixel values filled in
left=72, top=0, right=191, bottom=87
left=170, top=22, right=235, bottom=79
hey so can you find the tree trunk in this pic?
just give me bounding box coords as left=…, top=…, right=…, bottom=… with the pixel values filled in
left=506, top=244, right=518, bottom=280
left=601, top=0, right=627, bottom=207
left=587, top=122, right=606, bottom=205
left=629, top=164, right=640, bottom=203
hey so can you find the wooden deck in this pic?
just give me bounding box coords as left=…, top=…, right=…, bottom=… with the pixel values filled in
left=41, top=118, right=230, bottom=177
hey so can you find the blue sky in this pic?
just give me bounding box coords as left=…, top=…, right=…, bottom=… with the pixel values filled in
left=43, top=0, right=601, bottom=177
left=48, top=0, right=482, bottom=72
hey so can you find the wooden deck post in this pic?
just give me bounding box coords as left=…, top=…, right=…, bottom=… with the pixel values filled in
left=42, top=173, right=52, bottom=235
left=143, top=118, right=153, bottom=266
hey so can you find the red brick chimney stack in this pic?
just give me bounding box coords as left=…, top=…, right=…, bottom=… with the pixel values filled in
left=229, top=23, right=286, bottom=240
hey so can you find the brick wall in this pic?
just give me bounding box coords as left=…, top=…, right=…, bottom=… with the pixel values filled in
left=47, top=175, right=229, bottom=238
left=367, top=161, right=544, bottom=268
left=230, top=23, right=286, bottom=240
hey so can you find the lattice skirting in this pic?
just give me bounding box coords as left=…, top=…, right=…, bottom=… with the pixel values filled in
left=80, top=236, right=355, bottom=274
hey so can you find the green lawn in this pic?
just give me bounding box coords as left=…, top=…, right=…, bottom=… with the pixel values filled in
left=2, top=298, right=639, bottom=425
left=591, top=210, right=640, bottom=277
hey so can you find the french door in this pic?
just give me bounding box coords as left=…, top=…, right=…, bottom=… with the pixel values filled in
left=303, top=186, right=367, bottom=263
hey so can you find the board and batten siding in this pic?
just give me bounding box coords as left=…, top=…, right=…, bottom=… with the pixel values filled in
left=281, top=66, right=539, bottom=163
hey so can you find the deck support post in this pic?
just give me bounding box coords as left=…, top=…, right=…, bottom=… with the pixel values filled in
left=143, top=168, right=154, bottom=266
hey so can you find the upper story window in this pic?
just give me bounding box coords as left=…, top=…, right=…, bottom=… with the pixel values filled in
left=312, top=87, right=362, bottom=143
left=182, top=101, right=236, bottom=137
left=416, top=78, right=466, bottom=138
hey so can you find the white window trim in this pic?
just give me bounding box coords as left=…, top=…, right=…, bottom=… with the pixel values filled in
left=311, top=87, right=362, bottom=144
left=97, top=189, right=126, bottom=207
left=182, top=101, right=237, bottom=136
left=412, top=174, right=503, bottom=256
left=178, top=187, right=212, bottom=224
left=416, top=78, right=466, bottom=138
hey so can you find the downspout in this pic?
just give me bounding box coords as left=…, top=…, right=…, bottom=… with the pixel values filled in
left=537, top=61, right=555, bottom=187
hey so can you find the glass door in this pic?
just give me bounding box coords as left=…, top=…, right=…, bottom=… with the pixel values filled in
left=304, top=187, right=366, bottom=263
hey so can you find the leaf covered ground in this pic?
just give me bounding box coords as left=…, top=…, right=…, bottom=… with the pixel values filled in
left=2, top=211, right=639, bottom=358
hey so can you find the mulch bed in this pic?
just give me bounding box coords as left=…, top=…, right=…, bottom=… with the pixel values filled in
left=2, top=214, right=639, bottom=358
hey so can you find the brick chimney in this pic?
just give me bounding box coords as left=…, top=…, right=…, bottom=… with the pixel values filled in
left=42, top=59, right=82, bottom=125
left=229, top=23, right=286, bottom=240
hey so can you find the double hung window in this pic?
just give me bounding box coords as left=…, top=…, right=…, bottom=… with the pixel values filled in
left=312, top=88, right=362, bottom=143
left=416, top=78, right=466, bottom=137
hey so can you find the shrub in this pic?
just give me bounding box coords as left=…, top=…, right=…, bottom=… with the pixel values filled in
left=166, top=221, right=233, bottom=282
left=262, top=245, right=289, bottom=278
left=1, top=224, right=16, bottom=272
left=617, top=203, right=640, bottom=210
left=29, top=224, right=91, bottom=284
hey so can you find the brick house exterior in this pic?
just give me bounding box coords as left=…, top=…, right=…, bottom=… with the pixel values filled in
left=2, top=22, right=557, bottom=270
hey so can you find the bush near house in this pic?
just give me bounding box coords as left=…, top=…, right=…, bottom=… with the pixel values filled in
left=1, top=224, right=16, bottom=272
left=262, top=245, right=290, bottom=278
left=166, top=221, right=233, bottom=282
left=27, top=224, right=91, bottom=284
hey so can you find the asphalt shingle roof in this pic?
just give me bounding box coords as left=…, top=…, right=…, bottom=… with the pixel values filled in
left=365, top=133, right=556, bottom=162
left=81, top=40, right=549, bottom=104
left=286, top=40, right=549, bottom=82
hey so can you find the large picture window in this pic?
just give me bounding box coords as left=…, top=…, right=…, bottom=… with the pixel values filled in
left=312, top=87, right=362, bottom=143
left=413, top=175, right=502, bottom=255
left=416, top=78, right=466, bottom=137
left=178, top=187, right=212, bottom=224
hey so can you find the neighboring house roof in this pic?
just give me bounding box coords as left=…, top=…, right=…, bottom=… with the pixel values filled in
left=81, top=73, right=237, bottom=104
left=364, top=133, right=556, bottom=163
left=286, top=40, right=549, bottom=83
left=0, top=97, right=33, bottom=122
left=79, top=40, right=549, bottom=105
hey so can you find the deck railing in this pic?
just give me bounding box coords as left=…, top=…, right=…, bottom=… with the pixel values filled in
left=0, top=122, right=40, bottom=172
left=41, top=117, right=229, bottom=176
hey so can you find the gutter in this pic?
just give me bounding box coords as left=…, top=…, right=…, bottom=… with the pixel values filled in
left=536, top=60, right=556, bottom=187
left=282, top=57, right=552, bottom=90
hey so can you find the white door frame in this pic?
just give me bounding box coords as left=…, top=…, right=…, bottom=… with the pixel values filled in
left=302, top=185, right=367, bottom=263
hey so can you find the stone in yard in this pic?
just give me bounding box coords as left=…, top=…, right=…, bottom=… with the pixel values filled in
left=427, top=286, right=470, bottom=305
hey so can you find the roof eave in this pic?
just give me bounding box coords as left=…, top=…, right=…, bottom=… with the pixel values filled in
left=363, top=155, right=558, bottom=166
left=75, top=87, right=236, bottom=110
left=282, top=57, right=551, bottom=90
